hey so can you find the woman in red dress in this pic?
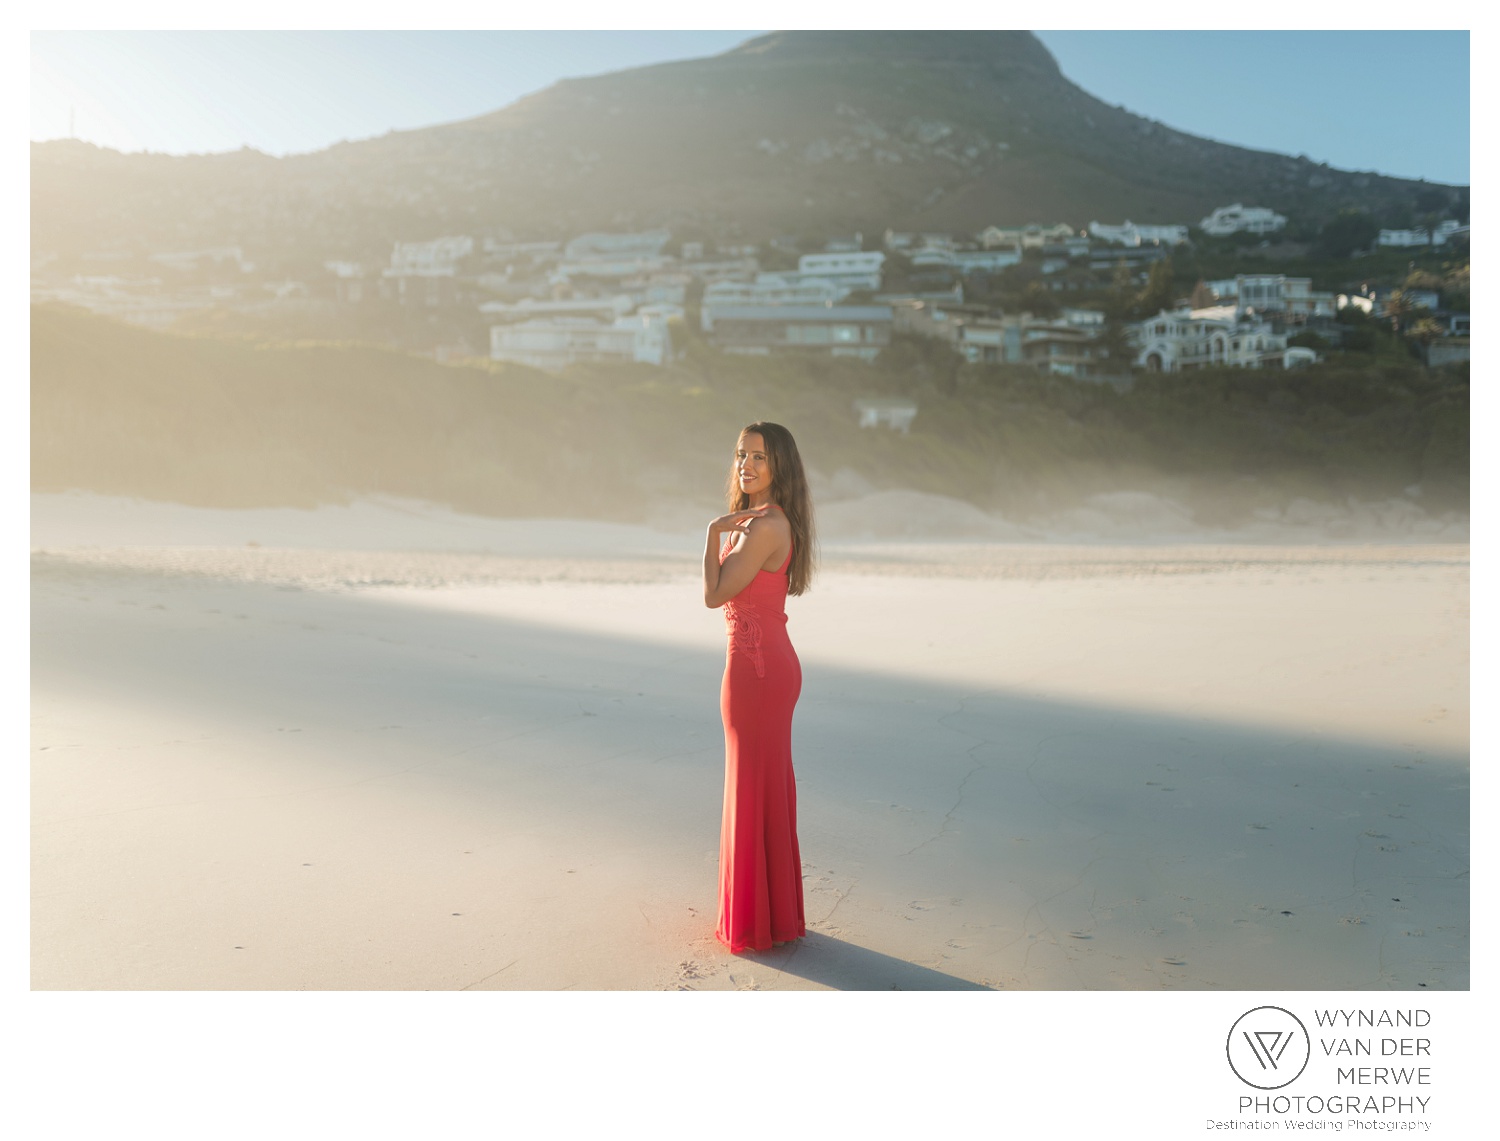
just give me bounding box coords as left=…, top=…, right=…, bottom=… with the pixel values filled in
left=702, top=421, right=816, bottom=953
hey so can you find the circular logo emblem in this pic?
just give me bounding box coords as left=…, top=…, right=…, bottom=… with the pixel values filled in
left=1226, top=1006, right=1311, bottom=1089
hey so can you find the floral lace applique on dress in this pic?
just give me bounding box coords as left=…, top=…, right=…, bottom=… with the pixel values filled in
left=723, top=599, right=766, bottom=678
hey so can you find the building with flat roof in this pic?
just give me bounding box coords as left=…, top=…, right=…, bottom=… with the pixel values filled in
left=701, top=275, right=850, bottom=330
left=707, top=304, right=892, bottom=360
left=795, top=252, right=886, bottom=292
left=489, top=311, right=673, bottom=370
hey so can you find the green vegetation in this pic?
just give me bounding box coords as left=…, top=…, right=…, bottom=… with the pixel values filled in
left=31, top=32, right=1462, bottom=264
left=32, top=304, right=1468, bottom=526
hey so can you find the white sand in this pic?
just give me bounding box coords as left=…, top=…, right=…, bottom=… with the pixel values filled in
left=31, top=494, right=1469, bottom=989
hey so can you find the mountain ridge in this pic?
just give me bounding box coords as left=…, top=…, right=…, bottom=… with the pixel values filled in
left=32, top=31, right=1464, bottom=263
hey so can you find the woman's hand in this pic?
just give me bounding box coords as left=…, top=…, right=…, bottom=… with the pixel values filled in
left=708, top=507, right=770, bottom=537
left=702, top=507, right=787, bottom=609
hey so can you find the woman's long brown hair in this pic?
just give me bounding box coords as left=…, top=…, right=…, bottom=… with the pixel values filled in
left=724, top=421, right=816, bottom=595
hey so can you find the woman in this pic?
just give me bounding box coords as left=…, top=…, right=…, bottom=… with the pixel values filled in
left=702, top=421, right=815, bottom=953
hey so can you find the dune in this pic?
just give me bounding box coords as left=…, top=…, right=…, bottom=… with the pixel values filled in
left=31, top=493, right=1468, bottom=989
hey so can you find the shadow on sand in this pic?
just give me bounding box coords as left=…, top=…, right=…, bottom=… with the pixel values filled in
left=32, top=555, right=1469, bottom=989
left=736, top=932, right=992, bottom=990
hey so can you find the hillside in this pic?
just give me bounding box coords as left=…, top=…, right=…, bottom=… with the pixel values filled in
left=31, top=31, right=1463, bottom=265
left=32, top=304, right=1469, bottom=525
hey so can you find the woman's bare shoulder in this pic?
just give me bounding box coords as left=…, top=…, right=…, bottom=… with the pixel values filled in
left=748, top=510, right=792, bottom=538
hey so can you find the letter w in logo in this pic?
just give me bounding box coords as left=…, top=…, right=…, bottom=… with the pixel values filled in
left=1242, top=1030, right=1294, bottom=1070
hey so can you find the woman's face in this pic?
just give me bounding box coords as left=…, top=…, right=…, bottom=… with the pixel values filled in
left=736, top=432, right=773, bottom=499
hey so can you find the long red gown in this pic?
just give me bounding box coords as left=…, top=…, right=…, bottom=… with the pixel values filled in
left=716, top=537, right=805, bottom=953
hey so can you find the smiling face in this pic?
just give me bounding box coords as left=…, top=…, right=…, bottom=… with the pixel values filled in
left=735, top=432, right=773, bottom=502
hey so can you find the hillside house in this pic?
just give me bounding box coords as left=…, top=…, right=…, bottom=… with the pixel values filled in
left=324, top=260, right=367, bottom=303
left=707, top=304, right=892, bottom=360
left=618, top=270, right=692, bottom=308
left=1378, top=221, right=1464, bottom=248
left=1378, top=228, right=1431, bottom=248
left=1130, top=307, right=1296, bottom=371
left=1207, top=275, right=1336, bottom=321
left=1060, top=307, right=1108, bottom=329
left=956, top=315, right=1104, bottom=377
left=796, top=252, right=886, bottom=291
left=386, top=236, right=473, bottom=276
left=884, top=230, right=956, bottom=252
left=853, top=398, right=918, bottom=432
left=489, top=310, right=673, bottom=370
left=480, top=296, right=634, bottom=323
left=958, top=248, right=1027, bottom=274
left=1199, top=204, right=1288, bottom=236
left=980, top=223, right=1075, bottom=249
left=680, top=256, right=760, bottom=284
left=481, top=239, right=561, bottom=263
left=1087, top=245, right=1169, bottom=273
left=563, top=230, right=672, bottom=260
left=701, top=275, right=849, bottom=330
left=1421, top=338, right=1469, bottom=367
left=1087, top=221, right=1190, bottom=246
left=382, top=235, right=475, bottom=304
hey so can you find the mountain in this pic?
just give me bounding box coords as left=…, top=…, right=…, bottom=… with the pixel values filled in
left=32, top=31, right=1464, bottom=263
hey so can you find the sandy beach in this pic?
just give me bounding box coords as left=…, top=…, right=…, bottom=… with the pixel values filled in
left=31, top=493, right=1469, bottom=990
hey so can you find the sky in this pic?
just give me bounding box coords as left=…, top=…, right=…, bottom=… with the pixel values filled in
left=30, top=29, right=1471, bottom=184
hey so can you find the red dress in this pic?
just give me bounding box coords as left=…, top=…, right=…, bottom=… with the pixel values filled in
left=716, top=536, right=806, bottom=953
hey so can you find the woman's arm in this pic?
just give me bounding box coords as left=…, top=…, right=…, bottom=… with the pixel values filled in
left=703, top=510, right=787, bottom=608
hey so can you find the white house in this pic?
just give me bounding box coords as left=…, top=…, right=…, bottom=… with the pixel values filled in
left=1087, top=221, right=1190, bottom=246
left=707, top=304, right=892, bottom=360
left=902, top=247, right=1021, bottom=274
left=952, top=248, right=1024, bottom=273
left=1230, top=275, right=1336, bottom=320
left=1377, top=228, right=1432, bottom=248
left=679, top=256, right=760, bottom=284
left=554, top=230, right=675, bottom=280
left=796, top=251, right=886, bottom=291
left=385, top=236, right=473, bottom=278
left=853, top=398, right=918, bottom=433
left=1059, top=307, right=1107, bottom=328
left=1130, top=307, right=1299, bottom=371
left=489, top=311, right=673, bottom=371
left=480, top=296, right=634, bottom=323
left=554, top=254, right=674, bottom=280
left=481, top=239, right=561, bottom=261
left=1377, top=220, right=1463, bottom=248
left=884, top=230, right=956, bottom=252
left=1199, top=204, right=1288, bottom=237
left=563, top=230, right=672, bottom=260
left=980, top=223, right=1075, bottom=249
left=324, top=260, right=367, bottom=303
left=701, top=274, right=850, bottom=330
